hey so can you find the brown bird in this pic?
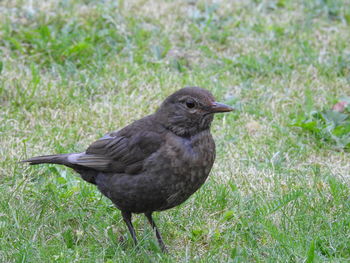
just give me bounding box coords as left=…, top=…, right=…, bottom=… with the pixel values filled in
left=22, top=87, right=233, bottom=252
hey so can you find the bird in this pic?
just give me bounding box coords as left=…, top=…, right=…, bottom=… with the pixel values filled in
left=22, top=87, right=233, bottom=252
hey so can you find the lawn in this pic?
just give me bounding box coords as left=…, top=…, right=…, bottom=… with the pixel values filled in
left=1, top=0, right=350, bottom=262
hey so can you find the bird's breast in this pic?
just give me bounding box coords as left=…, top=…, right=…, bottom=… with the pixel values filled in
left=145, top=130, right=216, bottom=210
left=156, top=130, right=215, bottom=173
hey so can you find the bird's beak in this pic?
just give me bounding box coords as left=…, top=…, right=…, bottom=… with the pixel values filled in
left=210, top=102, right=234, bottom=113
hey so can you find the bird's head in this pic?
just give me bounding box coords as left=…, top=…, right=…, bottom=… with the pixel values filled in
left=156, top=87, right=233, bottom=136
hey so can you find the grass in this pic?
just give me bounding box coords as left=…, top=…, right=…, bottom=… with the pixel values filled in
left=1, top=0, right=350, bottom=262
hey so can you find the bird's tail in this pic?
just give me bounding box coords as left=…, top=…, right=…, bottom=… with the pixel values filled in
left=22, top=154, right=72, bottom=166
left=22, top=153, right=99, bottom=185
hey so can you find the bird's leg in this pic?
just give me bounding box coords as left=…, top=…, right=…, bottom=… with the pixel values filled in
left=121, top=211, right=138, bottom=246
left=145, top=212, right=168, bottom=252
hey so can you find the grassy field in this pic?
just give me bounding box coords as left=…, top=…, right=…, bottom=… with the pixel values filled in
left=1, top=0, right=350, bottom=262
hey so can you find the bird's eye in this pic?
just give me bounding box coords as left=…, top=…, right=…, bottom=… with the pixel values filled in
left=186, top=101, right=195, bottom=108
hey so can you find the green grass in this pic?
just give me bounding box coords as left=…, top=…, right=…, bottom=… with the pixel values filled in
left=1, top=0, right=350, bottom=262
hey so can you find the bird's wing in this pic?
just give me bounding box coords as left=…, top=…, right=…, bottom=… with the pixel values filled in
left=74, top=130, right=163, bottom=174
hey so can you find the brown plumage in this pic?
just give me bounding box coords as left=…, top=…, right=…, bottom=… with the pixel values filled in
left=22, top=87, right=233, bottom=252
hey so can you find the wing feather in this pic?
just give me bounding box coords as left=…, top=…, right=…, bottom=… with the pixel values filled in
left=74, top=128, right=163, bottom=174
